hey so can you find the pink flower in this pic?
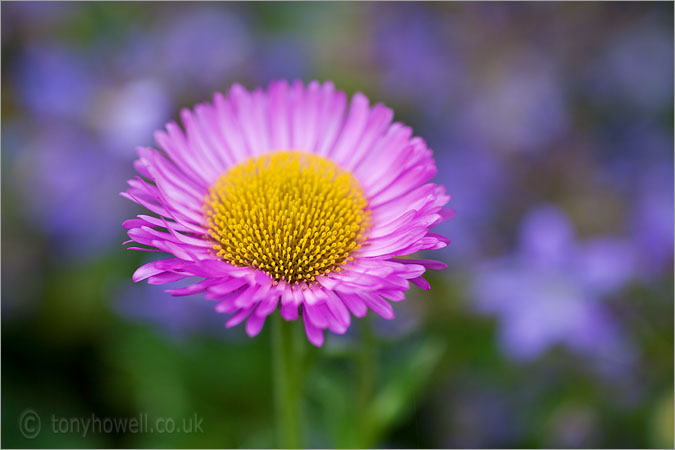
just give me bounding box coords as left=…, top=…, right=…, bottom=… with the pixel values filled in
left=122, top=80, right=452, bottom=346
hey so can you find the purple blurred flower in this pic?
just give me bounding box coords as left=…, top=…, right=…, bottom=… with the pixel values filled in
left=14, top=126, right=131, bottom=259
left=14, top=44, right=95, bottom=120
left=114, top=7, right=251, bottom=92
left=373, top=5, right=465, bottom=111
left=374, top=8, right=448, bottom=86
left=600, top=126, right=673, bottom=277
left=632, top=163, right=674, bottom=276
left=460, top=52, right=568, bottom=154
left=90, top=79, right=171, bottom=157
left=471, top=205, right=635, bottom=363
left=156, top=7, right=251, bottom=88
left=585, top=19, right=673, bottom=112
left=254, top=35, right=311, bottom=82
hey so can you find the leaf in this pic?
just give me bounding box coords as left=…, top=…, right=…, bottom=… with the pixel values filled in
left=363, top=337, right=445, bottom=446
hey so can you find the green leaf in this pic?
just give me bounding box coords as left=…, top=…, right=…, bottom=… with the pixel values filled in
left=364, top=338, right=445, bottom=446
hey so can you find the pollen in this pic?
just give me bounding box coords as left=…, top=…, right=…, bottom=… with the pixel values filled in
left=205, top=151, right=370, bottom=284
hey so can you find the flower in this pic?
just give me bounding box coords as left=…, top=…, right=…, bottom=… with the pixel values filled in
left=15, top=125, right=131, bottom=260
left=157, top=7, right=251, bottom=89
left=15, top=44, right=95, bottom=120
left=632, top=162, right=673, bottom=277
left=122, top=80, right=452, bottom=346
left=584, top=19, right=673, bottom=112
left=470, top=205, right=634, bottom=363
left=459, top=53, right=568, bottom=154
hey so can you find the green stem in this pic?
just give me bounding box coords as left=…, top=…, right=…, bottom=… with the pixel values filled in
left=272, top=314, right=302, bottom=449
left=357, top=315, right=376, bottom=448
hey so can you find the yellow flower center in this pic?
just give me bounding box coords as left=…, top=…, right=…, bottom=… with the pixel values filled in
left=205, top=151, right=370, bottom=284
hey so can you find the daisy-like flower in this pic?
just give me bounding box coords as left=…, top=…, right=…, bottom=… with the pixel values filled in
left=123, top=80, right=452, bottom=346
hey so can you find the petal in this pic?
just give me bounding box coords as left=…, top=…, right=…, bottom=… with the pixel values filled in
left=256, top=294, right=280, bottom=317
left=339, top=292, right=367, bottom=318
left=395, top=259, right=448, bottom=271
left=280, top=284, right=299, bottom=320
left=267, top=80, right=291, bottom=150
left=360, top=293, right=395, bottom=319
left=410, top=276, right=431, bottom=290
left=324, top=289, right=351, bottom=327
left=304, top=301, right=329, bottom=329
left=329, top=92, right=370, bottom=164
left=379, top=289, right=406, bottom=302
left=303, top=314, right=325, bottom=347
left=315, top=85, right=347, bottom=156
left=147, top=272, right=188, bottom=285
left=226, top=304, right=256, bottom=328
left=245, top=303, right=268, bottom=337
left=132, top=259, right=173, bottom=282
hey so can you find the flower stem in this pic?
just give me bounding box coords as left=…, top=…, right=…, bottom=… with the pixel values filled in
left=272, top=313, right=302, bottom=449
left=357, top=315, right=376, bottom=448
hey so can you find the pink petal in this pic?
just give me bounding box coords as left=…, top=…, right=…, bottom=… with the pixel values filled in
left=226, top=304, right=256, bottom=328
left=410, top=276, right=431, bottom=290
left=304, top=315, right=325, bottom=347
left=245, top=305, right=268, bottom=337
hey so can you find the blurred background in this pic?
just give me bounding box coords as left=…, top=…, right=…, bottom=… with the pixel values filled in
left=2, top=2, right=673, bottom=448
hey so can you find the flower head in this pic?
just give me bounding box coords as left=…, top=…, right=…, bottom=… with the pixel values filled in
left=122, top=80, right=452, bottom=346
